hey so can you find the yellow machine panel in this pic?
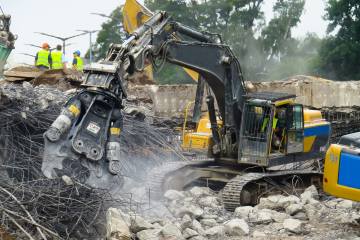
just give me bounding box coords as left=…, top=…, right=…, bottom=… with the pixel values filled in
left=303, top=109, right=330, bottom=153
left=304, top=109, right=323, bottom=123
left=182, top=116, right=222, bottom=151
left=324, top=142, right=360, bottom=202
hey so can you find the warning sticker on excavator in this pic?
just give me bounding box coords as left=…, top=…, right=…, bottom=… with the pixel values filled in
left=87, top=122, right=101, bottom=135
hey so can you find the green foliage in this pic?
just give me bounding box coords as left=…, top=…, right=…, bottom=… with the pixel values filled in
left=266, top=33, right=322, bottom=80
left=262, top=0, right=305, bottom=59
left=154, top=63, right=194, bottom=84
left=93, top=0, right=322, bottom=83
left=315, top=0, right=360, bottom=80
left=92, top=6, right=126, bottom=60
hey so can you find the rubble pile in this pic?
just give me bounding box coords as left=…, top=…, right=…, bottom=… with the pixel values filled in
left=0, top=81, right=185, bottom=239
left=3, top=66, right=83, bottom=90
left=107, top=186, right=360, bottom=240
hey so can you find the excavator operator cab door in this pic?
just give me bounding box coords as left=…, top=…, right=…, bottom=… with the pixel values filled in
left=238, top=101, right=273, bottom=166
left=286, top=104, right=304, bottom=154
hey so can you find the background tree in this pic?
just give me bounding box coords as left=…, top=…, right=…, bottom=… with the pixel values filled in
left=92, top=0, right=320, bottom=83
left=314, top=0, right=360, bottom=80
left=91, top=6, right=126, bottom=60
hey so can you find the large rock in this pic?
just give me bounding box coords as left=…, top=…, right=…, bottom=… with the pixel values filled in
left=160, top=223, right=184, bottom=239
left=224, top=219, right=249, bottom=236
left=130, top=215, right=154, bottom=233
left=304, top=203, right=326, bottom=222
left=191, top=219, right=205, bottom=235
left=249, top=209, right=273, bottom=224
left=300, top=185, right=319, bottom=204
left=180, top=215, right=193, bottom=230
left=182, top=228, right=199, bottom=239
left=198, top=196, right=219, bottom=208
left=137, top=229, right=161, bottom=240
left=260, top=209, right=289, bottom=223
left=204, top=225, right=224, bottom=238
left=200, top=218, right=217, bottom=228
left=336, top=200, right=353, bottom=209
left=189, top=187, right=211, bottom=198
left=106, top=208, right=131, bottom=240
left=283, top=219, right=304, bottom=234
left=285, top=203, right=304, bottom=216
left=278, top=195, right=301, bottom=208
left=174, top=205, right=204, bottom=218
left=234, top=206, right=254, bottom=219
left=292, top=212, right=308, bottom=221
left=257, top=195, right=283, bottom=210
left=164, top=190, right=185, bottom=201
left=258, top=195, right=300, bottom=210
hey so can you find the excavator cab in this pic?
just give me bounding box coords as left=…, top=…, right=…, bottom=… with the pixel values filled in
left=238, top=92, right=330, bottom=168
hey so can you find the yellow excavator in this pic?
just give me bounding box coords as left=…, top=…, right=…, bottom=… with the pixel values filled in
left=42, top=0, right=334, bottom=212
left=123, top=1, right=360, bottom=204
left=118, top=0, right=331, bottom=210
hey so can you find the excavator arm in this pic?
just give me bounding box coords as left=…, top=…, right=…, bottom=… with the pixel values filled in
left=129, top=16, right=247, bottom=156
left=42, top=11, right=247, bottom=188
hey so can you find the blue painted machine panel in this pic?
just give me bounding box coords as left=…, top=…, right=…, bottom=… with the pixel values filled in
left=338, top=151, right=360, bottom=189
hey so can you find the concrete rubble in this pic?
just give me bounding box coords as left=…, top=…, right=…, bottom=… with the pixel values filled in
left=3, top=66, right=83, bottom=90
left=106, top=185, right=360, bottom=240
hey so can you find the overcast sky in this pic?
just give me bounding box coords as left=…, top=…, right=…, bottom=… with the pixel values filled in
left=2, top=0, right=328, bottom=65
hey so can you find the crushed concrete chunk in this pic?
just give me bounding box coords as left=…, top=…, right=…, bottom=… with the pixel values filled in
left=182, top=228, right=198, bottom=239
left=106, top=208, right=131, bottom=240
left=189, top=187, right=210, bottom=198
left=301, top=185, right=319, bottom=204
left=130, top=215, right=154, bottom=233
left=137, top=229, right=161, bottom=240
left=283, top=218, right=304, bottom=234
left=234, top=206, right=253, bottom=219
left=200, top=218, right=217, bottom=228
left=204, top=225, right=224, bottom=238
left=198, top=196, right=219, bottom=208
left=286, top=203, right=304, bottom=216
left=224, top=218, right=249, bottom=236
left=160, top=223, right=184, bottom=239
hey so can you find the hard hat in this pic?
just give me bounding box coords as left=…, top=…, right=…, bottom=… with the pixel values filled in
left=73, top=50, right=81, bottom=56
left=42, top=42, right=50, bottom=49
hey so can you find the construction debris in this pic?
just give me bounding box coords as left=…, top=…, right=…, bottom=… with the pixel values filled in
left=106, top=186, right=360, bottom=240
left=3, top=66, right=83, bottom=90
left=0, top=81, right=184, bottom=238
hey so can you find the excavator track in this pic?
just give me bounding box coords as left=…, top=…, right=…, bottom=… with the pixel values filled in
left=222, top=172, right=265, bottom=211
left=222, top=170, right=322, bottom=211
left=146, top=161, right=191, bottom=199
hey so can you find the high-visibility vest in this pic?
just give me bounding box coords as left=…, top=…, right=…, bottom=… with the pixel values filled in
left=36, top=49, right=50, bottom=68
left=74, top=56, right=84, bottom=71
left=261, top=117, right=278, bottom=132
left=51, top=51, right=63, bottom=69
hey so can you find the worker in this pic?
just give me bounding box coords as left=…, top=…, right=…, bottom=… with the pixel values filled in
left=35, top=43, right=52, bottom=70
left=272, top=108, right=286, bottom=151
left=72, top=50, right=84, bottom=71
left=51, top=45, right=66, bottom=70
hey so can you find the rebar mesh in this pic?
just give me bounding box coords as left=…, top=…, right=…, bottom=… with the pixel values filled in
left=0, top=83, right=185, bottom=239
